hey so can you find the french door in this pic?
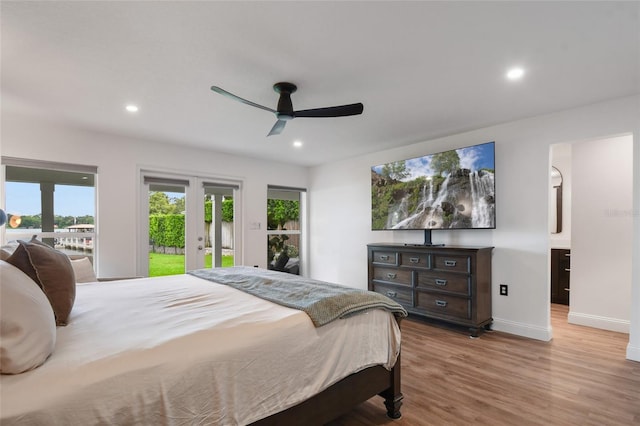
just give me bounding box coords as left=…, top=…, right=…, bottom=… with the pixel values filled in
left=138, top=171, right=241, bottom=277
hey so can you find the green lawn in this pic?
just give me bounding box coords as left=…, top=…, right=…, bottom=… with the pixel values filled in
left=149, top=253, right=234, bottom=277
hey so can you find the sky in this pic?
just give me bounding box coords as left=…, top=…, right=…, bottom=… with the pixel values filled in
left=5, top=182, right=95, bottom=216
left=372, top=141, right=495, bottom=181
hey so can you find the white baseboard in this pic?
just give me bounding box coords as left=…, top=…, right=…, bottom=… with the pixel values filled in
left=626, top=343, right=640, bottom=362
left=491, top=317, right=552, bottom=341
left=567, top=311, right=630, bottom=333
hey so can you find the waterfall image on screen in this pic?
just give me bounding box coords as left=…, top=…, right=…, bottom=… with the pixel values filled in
left=371, top=142, right=495, bottom=230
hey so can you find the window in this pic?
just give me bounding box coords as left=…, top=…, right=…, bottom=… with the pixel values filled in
left=267, top=186, right=305, bottom=275
left=2, top=157, right=97, bottom=262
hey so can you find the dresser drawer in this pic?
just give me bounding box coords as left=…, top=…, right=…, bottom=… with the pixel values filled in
left=373, top=283, right=413, bottom=307
left=433, top=254, right=471, bottom=273
left=371, top=250, right=399, bottom=266
left=416, top=272, right=470, bottom=296
left=400, top=252, right=430, bottom=268
left=372, top=267, right=412, bottom=286
left=415, top=292, right=471, bottom=320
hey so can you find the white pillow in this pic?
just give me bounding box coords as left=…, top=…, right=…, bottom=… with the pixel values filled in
left=70, top=257, right=98, bottom=283
left=0, top=260, right=56, bottom=374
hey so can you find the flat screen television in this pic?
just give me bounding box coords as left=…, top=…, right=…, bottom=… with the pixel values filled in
left=371, top=141, right=495, bottom=245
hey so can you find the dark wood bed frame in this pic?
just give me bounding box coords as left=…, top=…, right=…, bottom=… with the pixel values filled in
left=251, top=322, right=403, bottom=425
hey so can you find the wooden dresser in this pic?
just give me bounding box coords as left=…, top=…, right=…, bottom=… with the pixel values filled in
left=367, top=244, right=493, bottom=337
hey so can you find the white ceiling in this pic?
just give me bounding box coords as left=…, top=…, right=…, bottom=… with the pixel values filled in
left=2, top=1, right=638, bottom=167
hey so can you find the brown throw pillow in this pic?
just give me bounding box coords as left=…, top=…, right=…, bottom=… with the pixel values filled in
left=6, top=240, right=76, bottom=326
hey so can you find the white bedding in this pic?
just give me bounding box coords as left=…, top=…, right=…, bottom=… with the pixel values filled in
left=0, top=274, right=401, bottom=425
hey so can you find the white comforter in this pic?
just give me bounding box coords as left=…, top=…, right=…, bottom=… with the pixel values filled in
left=0, top=274, right=401, bottom=425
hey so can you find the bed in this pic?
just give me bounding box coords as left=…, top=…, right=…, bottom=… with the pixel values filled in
left=0, top=244, right=406, bottom=426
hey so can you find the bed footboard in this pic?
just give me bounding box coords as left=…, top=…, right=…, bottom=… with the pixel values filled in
left=251, top=352, right=402, bottom=425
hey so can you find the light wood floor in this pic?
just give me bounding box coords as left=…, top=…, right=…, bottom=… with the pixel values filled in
left=328, top=304, right=640, bottom=426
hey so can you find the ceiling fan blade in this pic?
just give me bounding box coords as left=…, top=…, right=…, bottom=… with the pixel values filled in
left=294, top=103, right=364, bottom=118
left=267, top=119, right=286, bottom=136
left=211, top=86, right=276, bottom=114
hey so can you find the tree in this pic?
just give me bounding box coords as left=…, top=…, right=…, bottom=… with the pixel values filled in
left=56, top=216, right=75, bottom=228
left=431, top=150, right=460, bottom=175
left=221, top=198, right=233, bottom=222
left=15, top=214, right=41, bottom=229
left=172, top=196, right=185, bottom=214
left=149, top=192, right=184, bottom=215
left=149, top=192, right=172, bottom=214
left=381, top=161, right=410, bottom=181
left=204, top=197, right=233, bottom=223
left=267, top=199, right=299, bottom=230
left=75, top=215, right=95, bottom=225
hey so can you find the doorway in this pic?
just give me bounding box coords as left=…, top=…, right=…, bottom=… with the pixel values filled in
left=549, top=135, right=633, bottom=334
left=138, top=171, right=241, bottom=277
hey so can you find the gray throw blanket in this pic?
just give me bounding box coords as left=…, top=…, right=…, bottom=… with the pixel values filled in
left=188, top=266, right=407, bottom=327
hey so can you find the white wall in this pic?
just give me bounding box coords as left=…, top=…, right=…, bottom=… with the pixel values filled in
left=1, top=110, right=308, bottom=278
left=309, top=95, right=640, bottom=362
left=3, top=96, right=639, bottom=362
left=569, top=135, right=633, bottom=332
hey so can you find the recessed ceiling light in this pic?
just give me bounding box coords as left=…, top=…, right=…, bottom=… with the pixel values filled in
left=293, top=140, right=303, bottom=148
left=506, top=67, right=525, bottom=80
left=125, top=104, right=139, bottom=113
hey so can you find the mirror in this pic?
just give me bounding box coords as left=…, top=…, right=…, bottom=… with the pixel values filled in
left=551, top=166, right=563, bottom=233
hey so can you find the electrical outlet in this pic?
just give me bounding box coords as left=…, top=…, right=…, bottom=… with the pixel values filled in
left=499, top=284, right=508, bottom=296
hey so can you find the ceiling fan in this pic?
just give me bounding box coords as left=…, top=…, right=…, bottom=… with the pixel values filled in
left=210, top=82, right=364, bottom=136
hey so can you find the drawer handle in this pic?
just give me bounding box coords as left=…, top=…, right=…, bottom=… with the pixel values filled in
left=409, top=257, right=420, bottom=264
left=386, top=291, right=397, bottom=298
left=379, top=255, right=390, bottom=261
left=564, top=288, right=570, bottom=292
left=444, top=260, right=457, bottom=267
left=564, top=268, right=571, bottom=272
left=435, top=300, right=448, bottom=307
left=435, top=279, right=447, bottom=286
left=387, top=273, right=397, bottom=279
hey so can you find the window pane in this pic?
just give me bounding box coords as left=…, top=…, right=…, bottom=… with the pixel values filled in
left=204, top=185, right=234, bottom=268
left=4, top=165, right=95, bottom=261
left=148, top=188, right=186, bottom=277
left=267, top=187, right=301, bottom=275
